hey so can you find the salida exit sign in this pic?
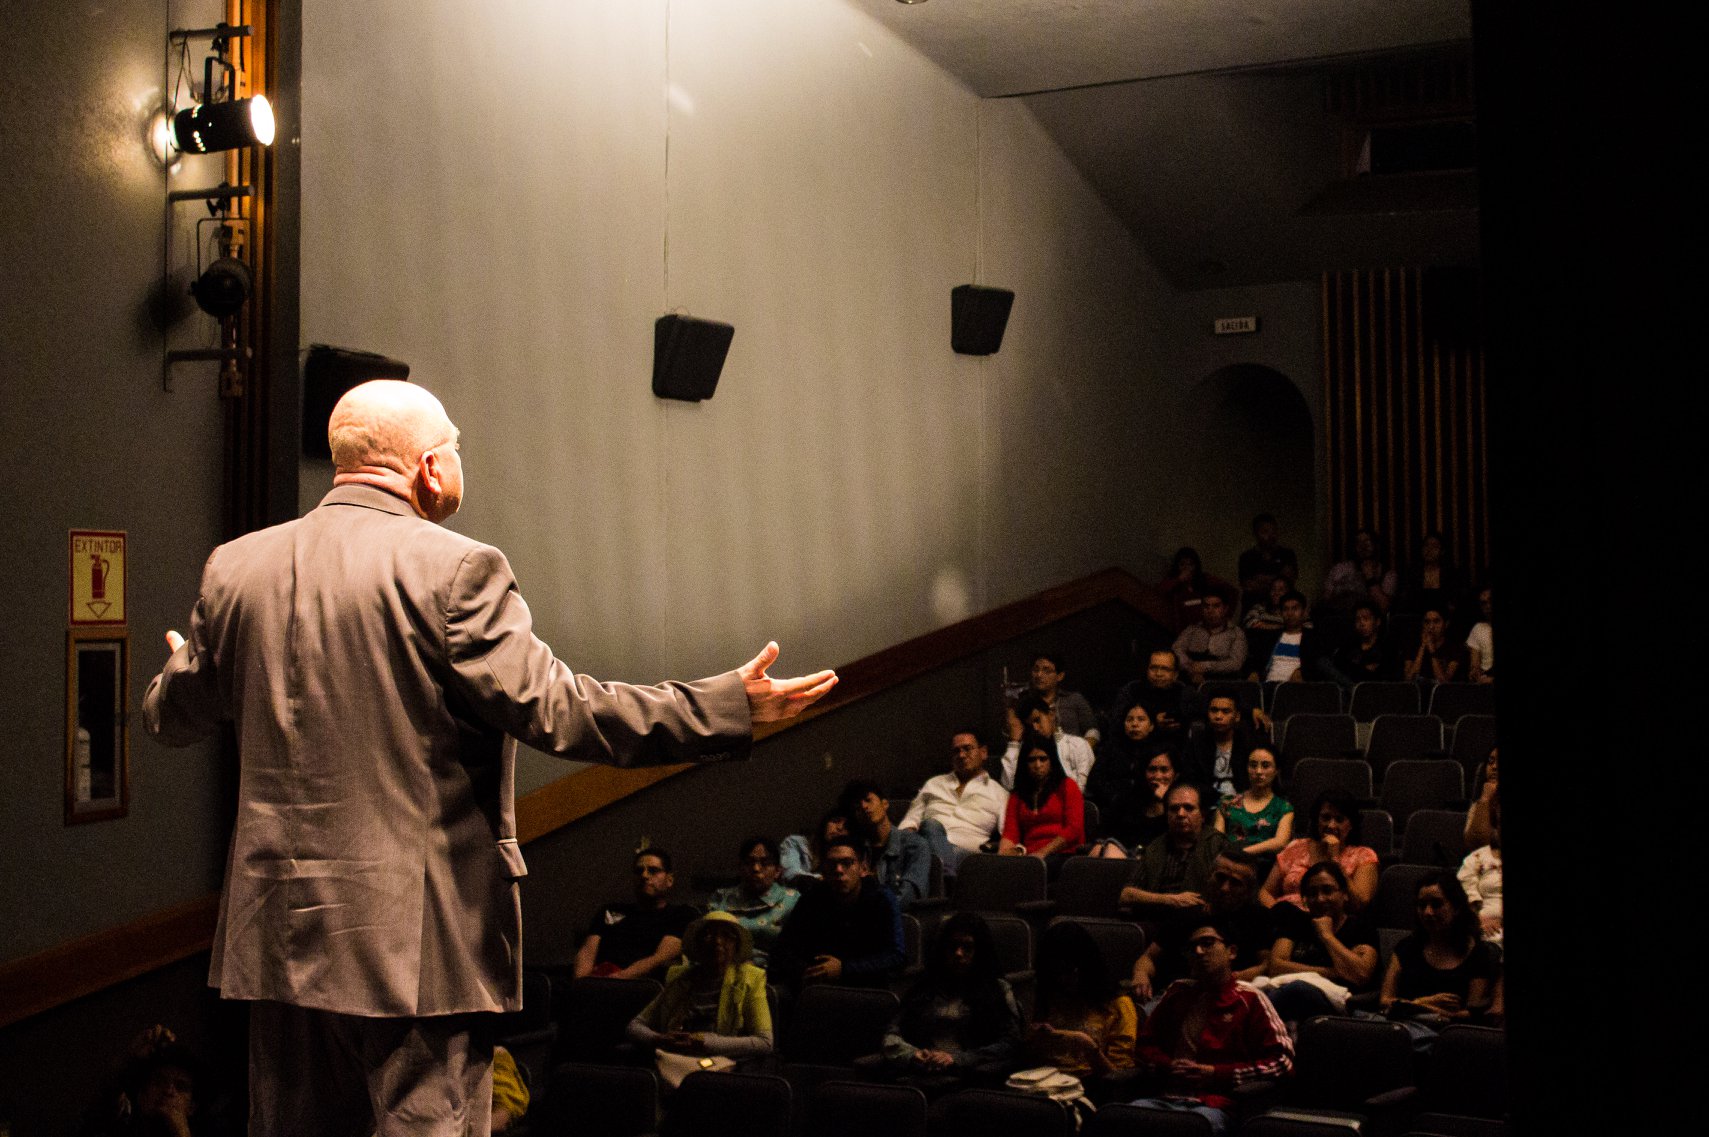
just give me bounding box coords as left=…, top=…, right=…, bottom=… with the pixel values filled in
left=1213, top=316, right=1260, bottom=335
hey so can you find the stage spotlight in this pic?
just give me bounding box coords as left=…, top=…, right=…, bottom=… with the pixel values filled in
left=190, top=256, right=252, bottom=318
left=172, top=95, right=275, bottom=154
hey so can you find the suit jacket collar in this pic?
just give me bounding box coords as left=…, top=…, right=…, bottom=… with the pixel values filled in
left=320, top=483, right=419, bottom=517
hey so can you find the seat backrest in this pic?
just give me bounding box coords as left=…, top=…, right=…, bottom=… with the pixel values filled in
left=1270, top=682, right=1343, bottom=723
left=937, top=1088, right=1075, bottom=1137
left=954, top=852, right=1048, bottom=912
left=1083, top=1102, right=1214, bottom=1137
left=1450, top=714, right=1498, bottom=781
left=1364, top=714, right=1446, bottom=778
left=1051, top=855, right=1135, bottom=918
left=1348, top=680, right=1421, bottom=721
left=1399, top=809, right=1471, bottom=867
left=1279, top=713, right=1358, bottom=771
left=662, top=1070, right=792, bottom=1137
left=782, top=984, right=900, bottom=1065
left=1081, top=798, right=1102, bottom=839
left=1429, top=682, right=1496, bottom=722
left=1422, top=1024, right=1508, bottom=1119
left=498, top=968, right=553, bottom=1038
left=1289, top=758, right=1374, bottom=814
left=559, top=976, right=664, bottom=1062
left=1292, top=1014, right=1416, bottom=1109
left=1048, top=916, right=1146, bottom=981
left=544, top=1062, right=660, bottom=1137
left=1358, top=808, right=1395, bottom=859
left=808, top=1080, right=930, bottom=1137
left=1372, top=863, right=1439, bottom=930
left=1379, top=760, right=1465, bottom=829
left=1241, top=1115, right=1376, bottom=1137
left=984, top=913, right=1035, bottom=977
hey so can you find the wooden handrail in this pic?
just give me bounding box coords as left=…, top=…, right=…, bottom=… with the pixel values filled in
left=0, top=567, right=1163, bottom=1029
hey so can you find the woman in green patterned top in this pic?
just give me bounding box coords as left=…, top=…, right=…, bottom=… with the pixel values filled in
left=1214, top=746, right=1293, bottom=859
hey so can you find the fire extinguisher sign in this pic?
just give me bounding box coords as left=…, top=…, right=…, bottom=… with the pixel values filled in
left=69, top=530, right=127, bottom=626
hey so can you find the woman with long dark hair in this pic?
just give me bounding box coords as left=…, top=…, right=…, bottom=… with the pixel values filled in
left=1161, top=546, right=1237, bottom=631
left=881, top=912, right=1023, bottom=1087
left=1260, top=788, right=1379, bottom=911
left=1380, top=871, right=1497, bottom=1023
left=1027, top=920, right=1138, bottom=1081
left=999, top=731, right=1085, bottom=874
left=1262, top=860, right=1380, bottom=1023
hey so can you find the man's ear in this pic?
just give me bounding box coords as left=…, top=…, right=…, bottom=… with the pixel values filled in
left=417, top=447, right=443, bottom=494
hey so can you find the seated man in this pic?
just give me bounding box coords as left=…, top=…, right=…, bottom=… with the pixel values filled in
left=1250, top=590, right=1326, bottom=686
left=1172, top=592, right=1248, bottom=686
left=573, top=847, right=699, bottom=981
left=707, top=835, right=800, bottom=968
left=898, top=729, right=1009, bottom=873
left=1238, top=512, right=1299, bottom=616
left=841, top=778, right=933, bottom=905
left=1109, top=651, right=1196, bottom=748
left=769, top=836, right=906, bottom=993
left=1131, top=849, right=1271, bottom=1003
left=1126, top=917, right=1293, bottom=1136
left=1028, top=652, right=1101, bottom=746
left=1119, top=784, right=1230, bottom=924
left=1001, top=691, right=1097, bottom=791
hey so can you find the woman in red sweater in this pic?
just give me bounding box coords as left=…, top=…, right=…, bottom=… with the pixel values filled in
left=999, top=732, right=1085, bottom=877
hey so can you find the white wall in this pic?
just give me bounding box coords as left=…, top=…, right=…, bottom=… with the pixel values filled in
left=299, top=0, right=1183, bottom=794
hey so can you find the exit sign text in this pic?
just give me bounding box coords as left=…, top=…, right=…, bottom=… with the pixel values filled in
left=1213, top=316, right=1260, bottom=335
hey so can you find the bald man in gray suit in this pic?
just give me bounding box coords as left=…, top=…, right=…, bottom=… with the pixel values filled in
left=145, top=380, right=836, bottom=1136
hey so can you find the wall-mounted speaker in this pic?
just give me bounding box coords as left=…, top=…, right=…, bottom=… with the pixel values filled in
left=653, top=314, right=735, bottom=402
left=302, top=344, right=411, bottom=459
left=951, top=284, right=1015, bottom=356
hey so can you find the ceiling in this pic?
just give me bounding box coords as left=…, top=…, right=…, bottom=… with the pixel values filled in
left=844, top=0, right=1479, bottom=288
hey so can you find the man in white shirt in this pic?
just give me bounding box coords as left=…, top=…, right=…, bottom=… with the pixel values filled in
left=1000, top=692, right=1097, bottom=791
left=898, top=729, right=1010, bottom=872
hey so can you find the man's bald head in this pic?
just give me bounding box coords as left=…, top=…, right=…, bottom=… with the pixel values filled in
left=329, top=380, right=464, bottom=523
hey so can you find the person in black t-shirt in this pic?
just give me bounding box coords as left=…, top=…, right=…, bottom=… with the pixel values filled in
left=1238, top=512, right=1300, bottom=616
left=574, top=847, right=699, bottom=980
left=1262, top=860, right=1380, bottom=1023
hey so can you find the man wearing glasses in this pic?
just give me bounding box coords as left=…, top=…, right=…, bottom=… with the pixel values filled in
left=897, top=729, right=1009, bottom=873
left=1125, top=919, right=1293, bottom=1134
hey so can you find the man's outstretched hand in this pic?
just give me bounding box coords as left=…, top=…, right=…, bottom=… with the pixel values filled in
left=739, top=642, right=838, bottom=724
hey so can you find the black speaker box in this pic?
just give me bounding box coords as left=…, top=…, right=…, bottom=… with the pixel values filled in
left=302, top=344, right=411, bottom=459
left=951, top=284, right=1015, bottom=356
left=653, top=315, right=735, bottom=402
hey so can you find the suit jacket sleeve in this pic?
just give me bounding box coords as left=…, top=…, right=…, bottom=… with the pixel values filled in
left=446, top=544, right=751, bottom=765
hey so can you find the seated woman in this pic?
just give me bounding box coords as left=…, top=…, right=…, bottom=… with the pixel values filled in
left=1405, top=604, right=1469, bottom=683
left=1214, top=746, right=1294, bottom=868
left=1086, top=701, right=1172, bottom=857
left=1261, top=789, right=1379, bottom=912
left=1457, top=795, right=1503, bottom=943
left=999, top=732, right=1086, bottom=875
left=1380, top=871, right=1497, bottom=1033
left=1464, top=748, right=1498, bottom=848
left=1027, top=920, right=1138, bottom=1085
left=1262, top=861, right=1380, bottom=1023
left=707, top=835, right=799, bottom=968
left=1161, top=545, right=1238, bottom=633
left=881, top=912, right=1024, bottom=1090
left=627, top=911, right=774, bottom=1075
left=1465, top=585, right=1495, bottom=683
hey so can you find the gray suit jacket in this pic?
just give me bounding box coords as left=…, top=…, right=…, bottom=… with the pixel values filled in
left=144, top=485, right=751, bottom=1017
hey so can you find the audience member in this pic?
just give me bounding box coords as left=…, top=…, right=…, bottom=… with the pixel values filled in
left=1251, top=590, right=1327, bottom=685
left=1261, top=789, right=1379, bottom=912
left=999, top=732, right=1086, bottom=873
left=1125, top=918, right=1294, bottom=1135
left=626, top=911, right=774, bottom=1071
left=1262, top=861, right=1381, bottom=1024
left=1243, top=576, right=1292, bottom=634
left=1132, top=850, right=1271, bottom=1002
left=1180, top=692, right=1258, bottom=800
left=1395, top=530, right=1462, bottom=617
left=898, top=729, right=1009, bottom=873
left=1173, top=592, right=1248, bottom=685
left=1464, top=749, right=1499, bottom=848
left=1088, top=741, right=1177, bottom=859
left=840, top=779, right=932, bottom=905
left=1405, top=603, right=1470, bottom=682
left=1214, top=746, right=1293, bottom=861
left=1027, top=652, right=1102, bottom=746
left=1109, top=651, right=1193, bottom=749
left=779, top=808, right=852, bottom=887
left=1119, top=783, right=1231, bottom=922
left=1001, top=691, right=1097, bottom=791
left=1466, top=585, right=1496, bottom=682
left=1320, top=529, right=1399, bottom=641
left=574, top=848, right=698, bottom=981
left=707, top=836, right=800, bottom=968
left=1238, top=513, right=1300, bottom=617
left=1457, top=796, right=1503, bottom=942
left=1162, top=546, right=1239, bottom=633
left=1325, top=600, right=1401, bottom=687
left=769, top=836, right=905, bottom=993
left=880, top=912, right=1024, bottom=1089
left=1380, top=872, right=1497, bottom=1030
left=490, top=1046, right=529, bottom=1132
left=1027, top=920, right=1138, bottom=1081
left=81, top=1025, right=210, bottom=1137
